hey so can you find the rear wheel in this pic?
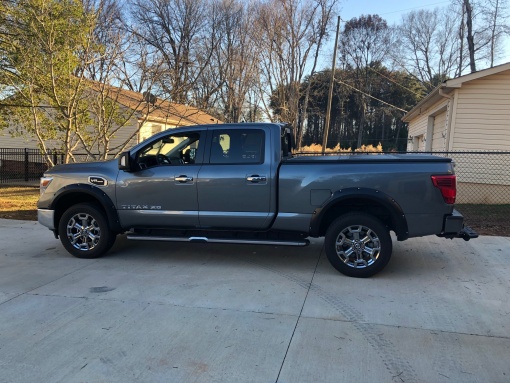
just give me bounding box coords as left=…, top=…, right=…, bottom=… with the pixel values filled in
left=325, top=213, right=392, bottom=278
left=58, top=203, right=115, bottom=259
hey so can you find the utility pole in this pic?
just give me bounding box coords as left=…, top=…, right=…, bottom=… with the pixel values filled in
left=322, top=16, right=341, bottom=154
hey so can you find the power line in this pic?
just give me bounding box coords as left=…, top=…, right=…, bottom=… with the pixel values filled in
left=0, top=103, right=60, bottom=109
left=335, top=79, right=408, bottom=113
left=379, top=1, right=450, bottom=16
left=366, top=66, right=423, bottom=97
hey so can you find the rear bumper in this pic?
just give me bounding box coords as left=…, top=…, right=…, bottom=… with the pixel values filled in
left=437, top=209, right=478, bottom=241
left=38, top=209, right=55, bottom=230
left=444, top=209, right=464, bottom=233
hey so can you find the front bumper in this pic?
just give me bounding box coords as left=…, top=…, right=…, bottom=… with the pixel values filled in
left=38, top=209, right=55, bottom=230
left=437, top=209, right=478, bottom=241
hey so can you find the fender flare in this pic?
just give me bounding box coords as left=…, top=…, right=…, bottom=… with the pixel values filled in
left=309, top=187, right=409, bottom=240
left=50, top=184, right=122, bottom=233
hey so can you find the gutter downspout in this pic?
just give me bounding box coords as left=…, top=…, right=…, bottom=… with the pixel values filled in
left=438, top=86, right=453, bottom=151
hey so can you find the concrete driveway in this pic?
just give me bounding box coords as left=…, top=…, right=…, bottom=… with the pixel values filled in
left=0, top=218, right=509, bottom=383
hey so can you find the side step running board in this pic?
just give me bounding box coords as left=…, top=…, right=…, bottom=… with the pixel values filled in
left=127, top=234, right=309, bottom=247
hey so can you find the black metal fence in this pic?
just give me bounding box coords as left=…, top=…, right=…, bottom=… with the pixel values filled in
left=0, top=148, right=113, bottom=184
left=0, top=148, right=48, bottom=183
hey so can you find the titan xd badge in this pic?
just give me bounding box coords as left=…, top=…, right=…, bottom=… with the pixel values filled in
left=88, top=176, right=108, bottom=186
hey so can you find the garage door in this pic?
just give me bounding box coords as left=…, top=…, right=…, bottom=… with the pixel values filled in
left=432, top=111, right=446, bottom=151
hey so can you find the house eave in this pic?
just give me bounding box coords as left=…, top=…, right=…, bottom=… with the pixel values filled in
left=402, top=84, right=456, bottom=122
left=403, top=61, right=510, bottom=123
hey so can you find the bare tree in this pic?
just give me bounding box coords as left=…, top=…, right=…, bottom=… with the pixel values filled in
left=298, top=0, right=338, bottom=148
left=453, top=0, right=509, bottom=74
left=255, top=0, right=338, bottom=140
left=398, top=8, right=460, bottom=89
left=481, top=0, right=510, bottom=67
left=196, top=0, right=262, bottom=123
left=128, top=0, right=220, bottom=104
left=340, top=14, right=394, bottom=147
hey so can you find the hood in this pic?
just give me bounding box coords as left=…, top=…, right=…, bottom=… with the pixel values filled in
left=45, top=159, right=119, bottom=179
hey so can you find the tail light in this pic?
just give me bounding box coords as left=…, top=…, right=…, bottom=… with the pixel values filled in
left=431, top=175, right=456, bottom=204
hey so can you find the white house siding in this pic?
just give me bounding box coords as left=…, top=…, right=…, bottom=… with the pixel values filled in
left=448, top=70, right=510, bottom=194
left=431, top=111, right=446, bottom=151
left=406, top=98, right=448, bottom=151
left=406, top=110, right=427, bottom=151
left=452, top=70, right=510, bottom=152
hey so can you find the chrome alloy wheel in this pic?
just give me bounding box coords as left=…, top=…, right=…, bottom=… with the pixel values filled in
left=66, top=213, right=101, bottom=251
left=335, top=224, right=381, bottom=268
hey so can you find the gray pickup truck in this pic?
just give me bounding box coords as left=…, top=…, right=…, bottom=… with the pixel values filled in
left=37, top=122, right=476, bottom=277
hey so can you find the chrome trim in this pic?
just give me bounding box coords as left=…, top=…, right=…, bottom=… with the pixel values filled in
left=199, top=211, right=270, bottom=218
left=135, top=210, right=198, bottom=216
left=38, top=209, right=55, bottom=230
left=246, top=176, right=267, bottom=182
left=175, top=176, right=193, bottom=183
left=66, top=212, right=101, bottom=251
left=127, top=235, right=309, bottom=247
left=127, top=210, right=271, bottom=218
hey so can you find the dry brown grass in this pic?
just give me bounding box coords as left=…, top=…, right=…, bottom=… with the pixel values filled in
left=297, top=143, right=383, bottom=153
left=0, top=185, right=39, bottom=220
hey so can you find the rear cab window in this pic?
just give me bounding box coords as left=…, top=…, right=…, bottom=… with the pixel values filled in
left=209, top=129, right=265, bottom=164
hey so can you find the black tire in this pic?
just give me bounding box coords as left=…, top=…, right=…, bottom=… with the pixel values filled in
left=58, top=203, right=116, bottom=259
left=324, top=213, right=392, bottom=278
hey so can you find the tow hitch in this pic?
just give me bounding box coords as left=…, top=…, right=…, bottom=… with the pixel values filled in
left=437, top=226, right=479, bottom=241
left=459, top=226, right=479, bottom=241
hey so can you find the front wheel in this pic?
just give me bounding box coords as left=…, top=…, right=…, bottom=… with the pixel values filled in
left=325, top=213, right=392, bottom=278
left=58, top=203, right=116, bottom=259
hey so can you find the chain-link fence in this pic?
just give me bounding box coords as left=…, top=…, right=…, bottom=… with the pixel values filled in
left=296, top=150, right=510, bottom=235
left=437, top=151, right=510, bottom=236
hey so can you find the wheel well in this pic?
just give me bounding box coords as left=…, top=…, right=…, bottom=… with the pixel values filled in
left=318, top=198, right=398, bottom=237
left=54, top=193, right=107, bottom=230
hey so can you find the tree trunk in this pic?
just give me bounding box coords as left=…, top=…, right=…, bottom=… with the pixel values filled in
left=464, top=0, right=476, bottom=73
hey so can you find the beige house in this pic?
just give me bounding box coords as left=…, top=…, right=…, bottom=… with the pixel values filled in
left=0, top=84, right=221, bottom=152
left=403, top=62, right=510, bottom=203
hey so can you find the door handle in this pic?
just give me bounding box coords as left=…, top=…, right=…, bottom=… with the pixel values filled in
left=247, top=175, right=267, bottom=183
left=175, top=175, right=193, bottom=183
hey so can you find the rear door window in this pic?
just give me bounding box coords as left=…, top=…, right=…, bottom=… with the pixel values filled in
left=209, top=129, right=264, bottom=164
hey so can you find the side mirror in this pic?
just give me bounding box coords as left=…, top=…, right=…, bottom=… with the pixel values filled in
left=118, top=151, right=132, bottom=171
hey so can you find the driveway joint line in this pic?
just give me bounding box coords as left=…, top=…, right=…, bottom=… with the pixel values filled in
left=0, top=259, right=101, bottom=308
left=275, top=244, right=324, bottom=383
left=296, top=314, right=510, bottom=340
left=25, top=291, right=301, bottom=318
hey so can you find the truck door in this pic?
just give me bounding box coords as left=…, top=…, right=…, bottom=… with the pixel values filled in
left=197, top=127, right=275, bottom=230
left=116, top=130, right=204, bottom=228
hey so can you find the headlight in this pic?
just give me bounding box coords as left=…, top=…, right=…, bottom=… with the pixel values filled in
left=40, top=177, right=53, bottom=195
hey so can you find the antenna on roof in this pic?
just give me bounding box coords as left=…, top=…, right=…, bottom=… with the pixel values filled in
left=142, top=91, right=157, bottom=105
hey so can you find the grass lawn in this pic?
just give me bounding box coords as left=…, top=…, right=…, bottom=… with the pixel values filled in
left=0, top=186, right=508, bottom=237
left=0, top=185, right=39, bottom=221
left=456, top=204, right=510, bottom=237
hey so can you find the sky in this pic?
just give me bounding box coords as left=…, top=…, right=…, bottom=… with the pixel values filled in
left=340, top=0, right=452, bottom=24
left=318, top=0, right=510, bottom=71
